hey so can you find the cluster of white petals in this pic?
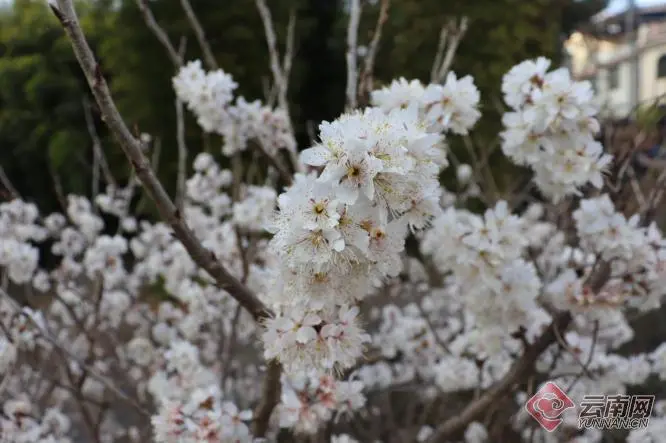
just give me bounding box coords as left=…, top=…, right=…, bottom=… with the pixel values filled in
left=371, top=72, right=481, bottom=134
left=1, top=397, right=72, bottom=443
left=421, top=201, right=544, bottom=352
left=500, top=57, right=612, bottom=201
left=261, top=94, right=480, bottom=374
left=277, top=372, right=365, bottom=434
left=149, top=341, right=253, bottom=442
left=173, top=60, right=295, bottom=156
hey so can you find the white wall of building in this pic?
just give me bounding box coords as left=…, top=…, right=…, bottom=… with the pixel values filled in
left=567, top=27, right=666, bottom=117
left=639, top=45, right=666, bottom=101
left=596, top=62, right=633, bottom=116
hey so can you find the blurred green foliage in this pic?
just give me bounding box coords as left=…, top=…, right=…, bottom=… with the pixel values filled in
left=0, top=0, right=606, bottom=213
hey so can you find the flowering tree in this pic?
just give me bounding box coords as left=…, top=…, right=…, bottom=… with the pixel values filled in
left=2, top=0, right=666, bottom=442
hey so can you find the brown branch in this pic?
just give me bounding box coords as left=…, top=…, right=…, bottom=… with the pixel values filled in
left=135, top=0, right=181, bottom=66
left=252, top=360, right=282, bottom=437
left=425, top=260, right=611, bottom=442
left=345, top=0, right=362, bottom=110
left=48, top=163, right=69, bottom=213
left=50, top=0, right=270, bottom=322
left=342, top=350, right=402, bottom=380
left=255, top=142, right=294, bottom=186
left=434, top=17, right=468, bottom=83
left=430, top=24, right=449, bottom=83
left=565, top=320, right=600, bottom=392
left=179, top=0, right=218, bottom=70
left=135, top=0, right=189, bottom=213
left=0, top=164, right=20, bottom=200
left=358, top=0, right=390, bottom=103
left=0, top=288, right=150, bottom=418
left=175, top=37, right=189, bottom=212
left=282, top=9, right=296, bottom=100
left=255, top=0, right=288, bottom=112
left=82, top=96, right=116, bottom=189
left=425, top=311, right=573, bottom=442
left=254, top=1, right=302, bottom=174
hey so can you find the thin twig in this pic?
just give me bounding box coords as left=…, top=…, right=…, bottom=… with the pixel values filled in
left=252, top=360, right=282, bottom=437
left=254, top=0, right=302, bottom=174
left=83, top=97, right=116, bottom=189
left=0, top=288, right=150, bottom=417
left=345, top=0, right=362, bottom=110
left=255, top=0, right=288, bottom=112
left=135, top=0, right=181, bottom=66
left=431, top=24, right=449, bottom=83
left=175, top=37, right=189, bottom=212
left=551, top=319, right=597, bottom=381
left=282, top=8, right=297, bottom=100
left=566, top=320, right=600, bottom=392
left=0, top=164, right=20, bottom=200
left=255, top=142, right=294, bottom=186
left=424, top=311, right=573, bottom=442
left=358, top=0, right=390, bottom=103
left=49, top=164, right=69, bottom=213
left=179, top=0, right=218, bottom=70
left=414, top=296, right=450, bottom=353
left=221, top=304, right=242, bottom=388
left=435, top=17, right=468, bottom=83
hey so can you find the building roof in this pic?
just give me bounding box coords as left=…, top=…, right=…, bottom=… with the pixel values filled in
left=581, top=3, right=666, bottom=39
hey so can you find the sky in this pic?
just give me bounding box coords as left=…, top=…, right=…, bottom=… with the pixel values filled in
left=605, top=0, right=666, bottom=15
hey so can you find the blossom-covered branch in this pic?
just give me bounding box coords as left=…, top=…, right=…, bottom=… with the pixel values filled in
left=3, top=2, right=666, bottom=442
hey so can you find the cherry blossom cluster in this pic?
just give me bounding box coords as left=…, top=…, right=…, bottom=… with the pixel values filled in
left=277, top=372, right=365, bottom=434
left=172, top=60, right=237, bottom=134
left=500, top=57, right=612, bottom=201
left=370, top=72, right=481, bottom=134
left=403, top=192, right=666, bottom=442
left=0, top=397, right=72, bottom=443
left=0, top=199, right=44, bottom=285
left=260, top=101, right=472, bottom=375
left=420, top=201, right=544, bottom=353
left=0, top=164, right=270, bottom=441
left=173, top=60, right=295, bottom=156
left=149, top=341, right=253, bottom=443
left=546, top=194, right=666, bottom=312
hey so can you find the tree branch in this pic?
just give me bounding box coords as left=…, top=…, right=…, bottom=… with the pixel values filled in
left=255, top=0, right=288, bottom=113
left=179, top=0, right=218, bottom=70
left=425, top=260, right=611, bottom=442
left=345, top=0, right=362, bottom=110
left=430, top=24, right=449, bottom=83
left=135, top=0, right=181, bottom=66
left=358, top=0, right=390, bottom=104
left=252, top=360, right=282, bottom=437
left=0, top=288, right=150, bottom=418
left=254, top=0, right=303, bottom=174
left=433, top=17, right=468, bottom=83
left=175, top=37, right=189, bottom=212
left=0, top=164, right=20, bottom=200
left=50, top=0, right=270, bottom=322
left=425, top=311, right=573, bottom=442
left=82, top=96, right=116, bottom=189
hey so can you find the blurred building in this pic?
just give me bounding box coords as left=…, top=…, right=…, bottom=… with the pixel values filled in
left=565, top=2, right=666, bottom=117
